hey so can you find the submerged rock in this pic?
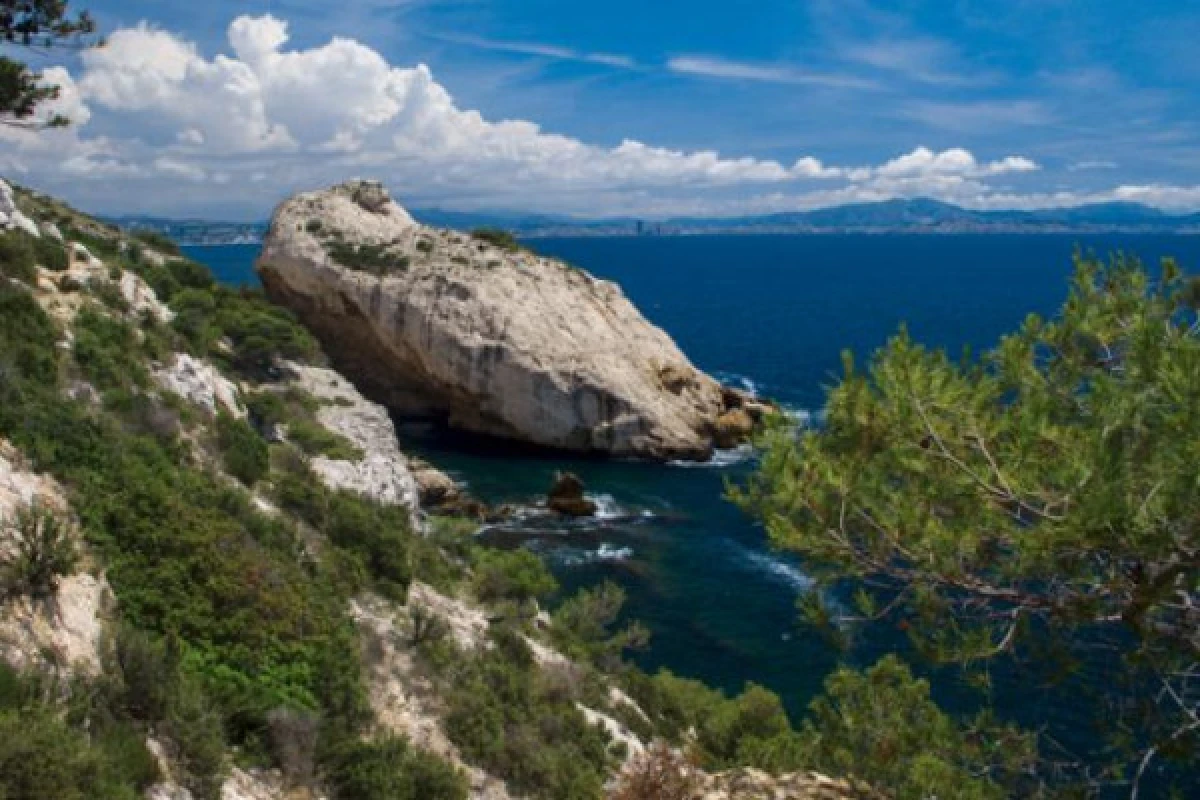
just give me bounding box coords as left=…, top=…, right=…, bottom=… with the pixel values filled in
left=257, top=180, right=733, bottom=461
left=546, top=471, right=597, bottom=517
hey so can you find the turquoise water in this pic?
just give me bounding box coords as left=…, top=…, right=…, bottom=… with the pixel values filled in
left=186, top=234, right=1200, bottom=778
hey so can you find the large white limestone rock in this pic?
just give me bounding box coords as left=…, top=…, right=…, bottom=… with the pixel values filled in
left=258, top=181, right=732, bottom=461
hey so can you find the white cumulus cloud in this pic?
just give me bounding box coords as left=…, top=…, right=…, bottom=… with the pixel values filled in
left=3, top=13, right=1195, bottom=218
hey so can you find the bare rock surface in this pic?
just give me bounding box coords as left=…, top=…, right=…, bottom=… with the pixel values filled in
left=289, top=364, right=421, bottom=520
left=0, top=179, right=39, bottom=237
left=258, top=180, right=734, bottom=461
left=0, top=440, right=111, bottom=675
left=155, top=353, right=245, bottom=417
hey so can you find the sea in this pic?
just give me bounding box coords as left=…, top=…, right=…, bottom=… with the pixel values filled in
left=185, top=233, right=1200, bottom=783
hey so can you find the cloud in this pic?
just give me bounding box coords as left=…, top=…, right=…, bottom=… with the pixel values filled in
left=840, top=36, right=995, bottom=86
left=1068, top=160, right=1118, bottom=171
left=666, top=56, right=876, bottom=89
left=431, top=33, right=636, bottom=69
left=903, top=100, right=1051, bottom=133
left=6, top=13, right=1198, bottom=218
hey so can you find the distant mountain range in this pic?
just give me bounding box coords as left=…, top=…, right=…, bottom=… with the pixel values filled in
left=108, top=198, right=1200, bottom=245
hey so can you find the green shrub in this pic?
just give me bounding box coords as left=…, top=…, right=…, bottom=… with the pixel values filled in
left=550, top=582, right=649, bottom=671
left=326, top=241, right=408, bottom=275
left=92, top=278, right=131, bottom=313
left=329, top=734, right=467, bottom=800
left=0, top=229, right=37, bottom=283
left=324, top=490, right=413, bottom=603
left=34, top=235, right=69, bottom=272
left=470, top=227, right=521, bottom=253
left=216, top=412, right=269, bottom=486
left=287, top=417, right=362, bottom=460
left=72, top=307, right=147, bottom=390
left=441, top=625, right=612, bottom=800
left=132, top=229, right=182, bottom=256
left=1, top=503, right=80, bottom=601
left=792, top=656, right=1032, bottom=800
left=472, top=547, right=558, bottom=607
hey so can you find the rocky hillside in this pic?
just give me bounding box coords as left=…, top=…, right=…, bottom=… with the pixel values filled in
left=0, top=180, right=871, bottom=800
left=258, top=181, right=765, bottom=461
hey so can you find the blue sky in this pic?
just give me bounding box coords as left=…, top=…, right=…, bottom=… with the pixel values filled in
left=3, top=0, right=1199, bottom=219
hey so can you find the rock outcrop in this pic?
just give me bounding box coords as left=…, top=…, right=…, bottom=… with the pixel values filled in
left=258, top=180, right=742, bottom=461
left=546, top=471, right=597, bottom=517
left=155, top=354, right=244, bottom=417
left=0, top=179, right=39, bottom=238
left=289, top=364, right=422, bottom=522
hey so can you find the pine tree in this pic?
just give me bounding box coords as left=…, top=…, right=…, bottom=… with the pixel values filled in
left=735, top=254, right=1200, bottom=794
left=1, top=1, right=95, bottom=128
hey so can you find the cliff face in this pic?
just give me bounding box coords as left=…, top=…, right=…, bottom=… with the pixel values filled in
left=257, top=181, right=730, bottom=461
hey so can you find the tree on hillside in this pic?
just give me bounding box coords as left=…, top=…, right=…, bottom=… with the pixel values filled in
left=1, top=0, right=95, bottom=128
left=735, top=255, right=1200, bottom=794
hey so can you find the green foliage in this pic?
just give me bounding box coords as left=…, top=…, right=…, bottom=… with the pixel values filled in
left=472, top=546, right=559, bottom=608
left=1, top=502, right=80, bottom=601
left=795, top=657, right=1034, bottom=800
left=128, top=257, right=317, bottom=380
left=328, top=734, right=468, bottom=800
left=470, top=227, right=522, bottom=253
left=326, top=240, right=409, bottom=274
left=216, top=411, right=269, bottom=486
left=72, top=306, right=147, bottom=390
left=131, top=229, right=182, bottom=256
left=0, top=662, right=157, bottom=800
left=735, top=254, right=1200, bottom=789
left=622, top=670, right=801, bottom=772
left=440, top=624, right=613, bottom=799
left=35, top=234, right=69, bottom=271
left=0, top=2, right=96, bottom=127
left=550, top=581, right=649, bottom=671
left=0, top=228, right=37, bottom=283
left=287, top=417, right=363, bottom=460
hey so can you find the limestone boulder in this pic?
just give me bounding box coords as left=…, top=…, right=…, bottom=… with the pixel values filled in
left=258, top=181, right=730, bottom=461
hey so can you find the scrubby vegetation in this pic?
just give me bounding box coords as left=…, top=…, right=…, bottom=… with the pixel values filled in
left=0, top=237, right=463, bottom=797
left=470, top=227, right=522, bottom=252
left=737, top=255, right=1200, bottom=794
left=131, top=229, right=182, bottom=256
left=1, top=504, right=80, bottom=601
left=436, top=624, right=614, bottom=800
left=326, top=240, right=409, bottom=275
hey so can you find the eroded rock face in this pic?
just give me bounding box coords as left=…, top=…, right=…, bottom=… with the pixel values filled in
left=289, top=365, right=422, bottom=524
left=258, top=181, right=730, bottom=461
left=0, top=179, right=39, bottom=238
left=154, top=353, right=244, bottom=417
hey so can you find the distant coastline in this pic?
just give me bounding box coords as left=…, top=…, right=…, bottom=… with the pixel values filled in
left=112, top=196, right=1200, bottom=245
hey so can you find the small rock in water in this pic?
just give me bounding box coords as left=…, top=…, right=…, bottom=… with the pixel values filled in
left=547, top=471, right=598, bottom=517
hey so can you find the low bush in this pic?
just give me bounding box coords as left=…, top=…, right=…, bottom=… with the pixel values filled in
left=1, top=503, right=80, bottom=601
left=326, top=241, right=408, bottom=275
left=471, top=547, right=558, bottom=608
left=609, top=741, right=701, bottom=800
left=550, top=582, right=649, bottom=672
left=440, top=624, right=612, bottom=800
left=287, top=417, right=363, bottom=461
left=0, top=229, right=37, bottom=283
left=0, top=662, right=160, bottom=800
left=216, top=412, right=269, bottom=486
left=328, top=734, right=467, bottom=800
left=34, top=235, right=69, bottom=272
left=72, top=307, right=148, bottom=390
left=470, top=227, right=522, bottom=253
left=132, top=229, right=183, bottom=256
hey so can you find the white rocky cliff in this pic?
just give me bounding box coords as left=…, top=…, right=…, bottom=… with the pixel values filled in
left=257, top=180, right=748, bottom=461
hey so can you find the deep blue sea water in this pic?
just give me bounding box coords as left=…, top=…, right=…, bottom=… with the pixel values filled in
left=186, top=234, right=1200, bottom=781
